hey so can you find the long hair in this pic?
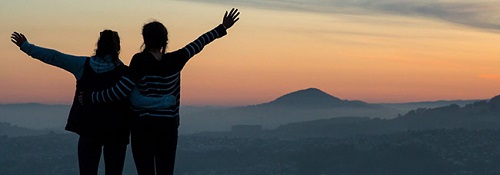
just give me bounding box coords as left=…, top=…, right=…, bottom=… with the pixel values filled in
left=94, top=30, right=121, bottom=64
left=141, top=21, right=168, bottom=54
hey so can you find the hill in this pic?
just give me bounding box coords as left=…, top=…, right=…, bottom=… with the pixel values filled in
left=195, top=95, right=500, bottom=139
left=180, top=88, right=400, bottom=134
left=0, top=122, right=52, bottom=137
left=0, top=103, right=69, bottom=130
left=378, top=99, right=480, bottom=113
left=261, top=88, right=369, bottom=108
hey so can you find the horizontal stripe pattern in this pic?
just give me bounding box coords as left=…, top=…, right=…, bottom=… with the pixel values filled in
left=133, top=26, right=224, bottom=118
left=137, top=75, right=181, bottom=98
left=133, top=105, right=180, bottom=118
left=91, top=76, right=135, bottom=103
left=184, top=29, right=220, bottom=58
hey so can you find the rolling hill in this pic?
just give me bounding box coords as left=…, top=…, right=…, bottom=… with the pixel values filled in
left=195, top=95, right=500, bottom=139
left=180, top=88, right=401, bottom=133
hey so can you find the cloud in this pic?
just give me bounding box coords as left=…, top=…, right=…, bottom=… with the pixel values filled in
left=186, top=0, right=500, bottom=32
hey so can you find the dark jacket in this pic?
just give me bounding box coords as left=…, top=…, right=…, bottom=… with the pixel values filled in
left=66, top=58, right=133, bottom=144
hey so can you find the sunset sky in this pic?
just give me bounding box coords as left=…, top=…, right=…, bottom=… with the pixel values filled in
left=2, top=0, right=500, bottom=106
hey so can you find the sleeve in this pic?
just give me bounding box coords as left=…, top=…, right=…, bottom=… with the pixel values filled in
left=129, top=88, right=177, bottom=109
left=82, top=73, right=136, bottom=105
left=81, top=61, right=176, bottom=108
left=177, top=24, right=228, bottom=62
left=20, top=41, right=87, bottom=79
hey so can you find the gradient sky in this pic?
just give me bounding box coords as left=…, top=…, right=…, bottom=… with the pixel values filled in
left=2, top=0, right=500, bottom=106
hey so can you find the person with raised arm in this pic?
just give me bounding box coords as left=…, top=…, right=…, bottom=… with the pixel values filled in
left=80, top=8, right=240, bottom=175
left=11, top=30, right=173, bottom=175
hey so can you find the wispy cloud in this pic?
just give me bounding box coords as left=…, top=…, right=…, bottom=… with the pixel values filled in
left=187, top=0, right=500, bottom=31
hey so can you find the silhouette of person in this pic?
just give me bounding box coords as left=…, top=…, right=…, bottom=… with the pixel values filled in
left=79, top=8, right=240, bottom=175
left=10, top=30, right=172, bottom=175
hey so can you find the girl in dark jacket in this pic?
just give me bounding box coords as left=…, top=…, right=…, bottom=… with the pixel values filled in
left=11, top=30, right=171, bottom=175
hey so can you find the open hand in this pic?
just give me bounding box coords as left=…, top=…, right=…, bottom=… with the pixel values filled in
left=222, top=8, right=240, bottom=29
left=11, top=32, right=27, bottom=47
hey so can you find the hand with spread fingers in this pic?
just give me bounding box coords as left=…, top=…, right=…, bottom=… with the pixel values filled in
left=11, top=32, right=27, bottom=47
left=222, top=8, right=240, bottom=29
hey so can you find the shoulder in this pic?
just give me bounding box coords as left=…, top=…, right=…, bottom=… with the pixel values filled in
left=118, top=64, right=129, bottom=70
left=117, top=65, right=130, bottom=75
left=164, top=49, right=188, bottom=60
left=132, top=52, right=146, bottom=59
left=131, top=52, right=149, bottom=64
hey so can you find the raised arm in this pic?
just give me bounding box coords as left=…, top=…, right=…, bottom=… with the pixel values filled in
left=11, top=32, right=87, bottom=79
left=181, top=8, right=240, bottom=59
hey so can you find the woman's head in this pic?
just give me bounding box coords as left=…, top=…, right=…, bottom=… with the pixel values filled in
left=94, top=30, right=121, bottom=63
left=142, top=21, right=168, bottom=54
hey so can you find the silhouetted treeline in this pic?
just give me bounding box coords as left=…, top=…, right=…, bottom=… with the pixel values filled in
left=2, top=129, right=500, bottom=175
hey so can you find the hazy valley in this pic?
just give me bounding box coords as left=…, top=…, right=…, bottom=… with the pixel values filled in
left=0, top=88, right=480, bottom=135
left=2, top=88, right=499, bottom=174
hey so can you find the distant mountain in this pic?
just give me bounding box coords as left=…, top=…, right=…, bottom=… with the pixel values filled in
left=180, top=88, right=400, bottom=134
left=378, top=99, right=481, bottom=113
left=393, top=96, right=500, bottom=130
left=260, top=88, right=368, bottom=108
left=195, top=95, right=500, bottom=138
left=0, top=103, right=69, bottom=130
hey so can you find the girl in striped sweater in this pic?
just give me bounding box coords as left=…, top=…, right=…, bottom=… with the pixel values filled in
left=81, top=8, right=240, bottom=174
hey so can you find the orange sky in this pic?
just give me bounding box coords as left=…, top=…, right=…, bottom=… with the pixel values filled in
left=2, top=0, right=500, bottom=106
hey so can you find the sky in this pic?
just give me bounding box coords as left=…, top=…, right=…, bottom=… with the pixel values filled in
left=1, top=0, right=500, bottom=106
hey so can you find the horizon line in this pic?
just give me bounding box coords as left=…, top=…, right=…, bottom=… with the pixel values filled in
left=0, top=98, right=488, bottom=107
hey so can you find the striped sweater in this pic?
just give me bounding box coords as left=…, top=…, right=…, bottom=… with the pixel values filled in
left=84, top=24, right=228, bottom=117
